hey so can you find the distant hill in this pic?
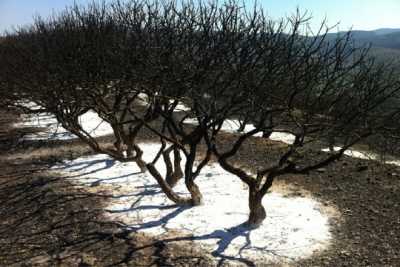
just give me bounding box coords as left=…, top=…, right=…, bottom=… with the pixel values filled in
left=373, top=28, right=400, bottom=36
left=324, top=28, right=400, bottom=50
left=320, top=28, right=400, bottom=67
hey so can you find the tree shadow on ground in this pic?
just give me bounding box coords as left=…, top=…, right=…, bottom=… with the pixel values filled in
left=115, top=202, right=295, bottom=267
left=0, top=159, right=214, bottom=266
left=5, top=108, right=400, bottom=266
left=1, top=109, right=295, bottom=266
left=40, top=153, right=261, bottom=266
left=0, top=109, right=213, bottom=266
left=44, top=154, right=276, bottom=266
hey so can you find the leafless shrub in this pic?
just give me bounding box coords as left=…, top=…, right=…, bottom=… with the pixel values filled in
left=1, top=0, right=399, bottom=225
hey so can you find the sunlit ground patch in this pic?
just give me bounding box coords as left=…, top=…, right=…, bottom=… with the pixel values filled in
left=52, top=143, right=333, bottom=264
left=15, top=102, right=400, bottom=167
left=321, top=146, right=400, bottom=167
left=14, top=110, right=113, bottom=140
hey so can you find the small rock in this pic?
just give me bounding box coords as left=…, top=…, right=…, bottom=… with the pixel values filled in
left=316, top=168, right=326, bottom=173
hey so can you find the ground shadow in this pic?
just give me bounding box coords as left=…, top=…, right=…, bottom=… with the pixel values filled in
left=0, top=108, right=212, bottom=266
left=48, top=155, right=288, bottom=266
left=110, top=198, right=300, bottom=266
left=0, top=159, right=213, bottom=266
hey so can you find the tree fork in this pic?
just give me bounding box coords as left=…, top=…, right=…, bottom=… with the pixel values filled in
left=146, top=163, right=192, bottom=205
left=164, top=145, right=184, bottom=187
left=185, top=177, right=203, bottom=206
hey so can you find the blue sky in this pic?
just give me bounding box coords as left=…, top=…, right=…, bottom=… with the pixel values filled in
left=0, top=0, right=399, bottom=33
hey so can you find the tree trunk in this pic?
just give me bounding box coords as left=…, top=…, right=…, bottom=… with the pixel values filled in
left=247, top=187, right=266, bottom=228
left=146, top=163, right=192, bottom=205
left=184, top=145, right=203, bottom=206
left=135, top=157, right=147, bottom=173
left=164, top=146, right=183, bottom=187
left=238, top=121, right=246, bottom=132
left=133, top=144, right=147, bottom=173
left=185, top=178, right=203, bottom=206
left=238, top=116, right=250, bottom=132
left=328, top=136, right=335, bottom=152
left=173, top=146, right=184, bottom=182
left=262, top=130, right=272, bottom=138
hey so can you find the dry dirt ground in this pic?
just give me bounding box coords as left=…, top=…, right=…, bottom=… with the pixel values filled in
left=1, top=108, right=400, bottom=267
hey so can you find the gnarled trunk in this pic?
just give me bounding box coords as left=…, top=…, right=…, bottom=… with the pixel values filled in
left=184, top=144, right=203, bottom=206
left=247, top=186, right=266, bottom=228
left=164, top=146, right=183, bottom=187
left=146, top=163, right=192, bottom=205
left=135, top=156, right=147, bottom=173
left=185, top=178, right=203, bottom=206
left=133, top=144, right=147, bottom=173
left=124, top=123, right=146, bottom=172
left=173, top=146, right=184, bottom=181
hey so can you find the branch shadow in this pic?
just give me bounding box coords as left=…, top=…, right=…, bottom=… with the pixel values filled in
left=51, top=157, right=273, bottom=266
left=52, top=158, right=116, bottom=174
left=51, top=157, right=150, bottom=187
left=1, top=108, right=215, bottom=266
left=0, top=160, right=215, bottom=266
left=111, top=201, right=263, bottom=266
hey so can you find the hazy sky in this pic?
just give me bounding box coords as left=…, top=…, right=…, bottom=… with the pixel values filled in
left=0, top=0, right=399, bottom=33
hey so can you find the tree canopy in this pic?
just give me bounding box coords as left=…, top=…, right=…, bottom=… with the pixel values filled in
left=1, top=0, right=399, bottom=227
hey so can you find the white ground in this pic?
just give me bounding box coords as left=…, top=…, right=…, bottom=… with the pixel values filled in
left=16, top=102, right=400, bottom=169
left=16, top=106, right=400, bottom=168
left=15, top=105, right=295, bottom=145
left=15, top=110, right=113, bottom=141
left=52, top=142, right=332, bottom=264
left=13, top=101, right=400, bottom=263
left=321, top=146, right=400, bottom=167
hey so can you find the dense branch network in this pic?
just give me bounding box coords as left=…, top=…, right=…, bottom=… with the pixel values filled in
left=0, top=0, right=399, bottom=226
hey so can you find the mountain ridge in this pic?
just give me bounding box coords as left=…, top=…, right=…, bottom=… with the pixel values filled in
left=324, top=28, right=400, bottom=50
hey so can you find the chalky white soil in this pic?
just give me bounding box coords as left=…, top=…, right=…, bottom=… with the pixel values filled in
left=16, top=111, right=113, bottom=140
left=321, top=146, right=400, bottom=167
left=15, top=104, right=295, bottom=144
left=13, top=105, right=342, bottom=264
left=14, top=101, right=400, bottom=264
left=15, top=109, right=113, bottom=141
left=52, top=143, right=333, bottom=264
left=15, top=104, right=400, bottom=169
